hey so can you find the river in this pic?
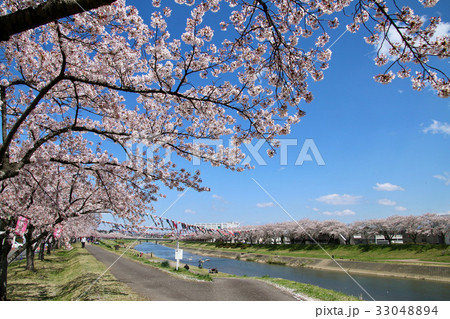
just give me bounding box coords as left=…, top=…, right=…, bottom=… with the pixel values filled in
left=135, top=242, right=449, bottom=301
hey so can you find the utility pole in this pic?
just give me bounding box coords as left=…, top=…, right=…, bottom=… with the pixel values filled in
left=174, top=226, right=183, bottom=270
left=176, top=237, right=180, bottom=271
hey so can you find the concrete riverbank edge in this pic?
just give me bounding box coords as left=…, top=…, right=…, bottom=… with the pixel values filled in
left=163, top=244, right=450, bottom=283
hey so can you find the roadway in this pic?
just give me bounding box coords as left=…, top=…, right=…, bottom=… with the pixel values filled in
left=86, top=244, right=298, bottom=301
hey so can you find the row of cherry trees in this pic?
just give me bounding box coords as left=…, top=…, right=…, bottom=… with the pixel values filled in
left=184, top=213, right=450, bottom=245
left=0, top=0, right=448, bottom=300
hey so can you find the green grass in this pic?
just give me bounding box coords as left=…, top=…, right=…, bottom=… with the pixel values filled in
left=258, top=277, right=361, bottom=301
left=98, top=240, right=213, bottom=282
left=177, top=242, right=450, bottom=264
left=7, top=244, right=145, bottom=301
left=7, top=240, right=359, bottom=301
left=100, top=240, right=359, bottom=301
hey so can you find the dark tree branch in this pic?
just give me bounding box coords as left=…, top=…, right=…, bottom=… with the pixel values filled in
left=0, top=0, right=117, bottom=41
left=0, top=45, right=67, bottom=169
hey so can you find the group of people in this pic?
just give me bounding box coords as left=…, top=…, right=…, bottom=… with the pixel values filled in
left=77, top=236, right=97, bottom=248
left=183, top=261, right=218, bottom=274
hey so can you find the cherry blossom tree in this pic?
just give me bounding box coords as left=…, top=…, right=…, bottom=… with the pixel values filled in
left=186, top=214, right=448, bottom=247
left=302, top=218, right=324, bottom=243
left=368, top=216, right=402, bottom=244
left=319, top=220, right=347, bottom=244
left=1, top=0, right=448, bottom=183
left=349, top=219, right=377, bottom=244
left=341, top=221, right=363, bottom=244
left=0, top=157, right=143, bottom=299
left=238, top=226, right=260, bottom=244
left=259, top=223, right=274, bottom=244
left=0, top=0, right=448, bottom=299
left=0, top=0, right=117, bottom=41
left=399, top=214, right=425, bottom=244
left=278, top=221, right=298, bottom=244
left=273, top=221, right=294, bottom=244
left=0, top=0, right=447, bottom=229
left=422, top=213, right=449, bottom=244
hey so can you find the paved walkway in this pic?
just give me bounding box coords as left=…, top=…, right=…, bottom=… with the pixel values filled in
left=86, top=245, right=297, bottom=301
left=386, top=259, right=450, bottom=266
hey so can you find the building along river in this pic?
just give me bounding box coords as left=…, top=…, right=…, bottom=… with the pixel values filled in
left=135, top=242, right=450, bottom=301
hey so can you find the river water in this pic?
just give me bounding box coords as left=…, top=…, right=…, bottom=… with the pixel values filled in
left=135, top=242, right=449, bottom=301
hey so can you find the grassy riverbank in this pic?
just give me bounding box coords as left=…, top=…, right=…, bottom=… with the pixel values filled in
left=105, top=239, right=359, bottom=301
left=160, top=241, right=450, bottom=283
left=98, top=239, right=213, bottom=282
left=176, top=242, right=450, bottom=264
left=7, top=244, right=144, bottom=300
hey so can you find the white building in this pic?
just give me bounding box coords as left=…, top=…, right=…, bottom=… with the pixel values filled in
left=195, top=222, right=240, bottom=230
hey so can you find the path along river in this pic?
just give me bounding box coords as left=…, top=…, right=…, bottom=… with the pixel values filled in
left=135, top=242, right=450, bottom=301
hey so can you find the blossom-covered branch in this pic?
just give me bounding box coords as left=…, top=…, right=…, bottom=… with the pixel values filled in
left=0, top=0, right=117, bottom=41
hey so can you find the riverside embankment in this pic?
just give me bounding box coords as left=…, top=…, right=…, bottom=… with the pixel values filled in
left=138, top=242, right=450, bottom=300
left=162, top=242, right=450, bottom=283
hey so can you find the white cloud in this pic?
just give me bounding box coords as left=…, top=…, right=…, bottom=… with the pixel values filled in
left=316, top=194, right=362, bottom=205
left=377, top=28, right=403, bottom=59
left=212, top=194, right=228, bottom=205
left=184, top=209, right=196, bottom=214
left=395, top=206, right=407, bottom=212
left=378, top=198, right=397, bottom=206
left=256, top=202, right=274, bottom=208
left=377, top=18, right=450, bottom=60
left=433, top=21, right=450, bottom=40
left=373, top=183, right=405, bottom=192
left=434, top=172, right=450, bottom=185
left=423, top=120, right=450, bottom=135
left=322, top=209, right=356, bottom=216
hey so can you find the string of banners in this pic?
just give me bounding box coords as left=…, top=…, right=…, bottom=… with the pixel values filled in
left=14, top=216, right=64, bottom=239
left=100, top=215, right=240, bottom=237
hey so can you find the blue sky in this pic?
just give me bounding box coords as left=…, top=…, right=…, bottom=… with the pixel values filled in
left=119, top=0, right=450, bottom=227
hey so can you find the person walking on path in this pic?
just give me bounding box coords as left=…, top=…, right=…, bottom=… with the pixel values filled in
left=81, top=237, right=86, bottom=248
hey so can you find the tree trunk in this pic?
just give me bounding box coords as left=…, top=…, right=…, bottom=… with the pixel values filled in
left=364, top=234, right=369, bottom=245
left=7, top=231, right=47, bottom=264
left=385, top=233, right=393, bottom=245
left=47, top=236, right=53, bottom=255
left=438, top=233, right=445, bottom=245
left=0, top=0, right=117, bottom=41
left=327, top=235, right=333, bottom=244
left=38, top=241, right=45, bottom=261
left=0, top=232, right=12, bottom=301
left=409, top=234, right=418, bottom=244
left=25, top=225, right=35, bottom=271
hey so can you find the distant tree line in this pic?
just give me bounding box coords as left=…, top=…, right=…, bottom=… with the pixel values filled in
left=184, top=214, right=449, bottom=245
